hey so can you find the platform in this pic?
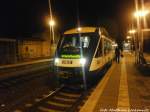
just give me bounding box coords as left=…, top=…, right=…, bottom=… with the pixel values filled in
left=80, top=53, right=150, bottom=112
left=0, top=58, right=52, bottom=69
left=0, top=58, right=52, bottom=80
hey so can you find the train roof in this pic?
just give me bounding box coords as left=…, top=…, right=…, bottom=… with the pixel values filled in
left=64, top=27, right=97, bottom=34
left=63, top=27, right=113, bottom=41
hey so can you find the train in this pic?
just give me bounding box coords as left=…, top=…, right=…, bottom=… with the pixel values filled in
left=54, top=27, right=114, bottom=86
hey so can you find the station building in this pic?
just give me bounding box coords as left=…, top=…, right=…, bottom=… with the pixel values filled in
left=0, top=36, right=57, bottom=65
left=0, top=38, right=17, bottom=64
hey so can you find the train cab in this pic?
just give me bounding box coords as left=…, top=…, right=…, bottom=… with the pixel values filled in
left=54, top=27, right=114, bottom=85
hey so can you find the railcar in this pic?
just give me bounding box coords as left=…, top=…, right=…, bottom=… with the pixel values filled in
left=54, top=27, right=114, bottom=85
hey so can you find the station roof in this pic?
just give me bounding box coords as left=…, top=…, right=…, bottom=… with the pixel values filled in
left=64, top=27, right=97, bottom=34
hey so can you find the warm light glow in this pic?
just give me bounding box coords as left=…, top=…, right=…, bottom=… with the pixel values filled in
left=124, top=43, right=130, bottom=47
left=49, top=20, right=55, bottom=26
left=77, top=27, right=81, bottom=31
left=127, top=36, right=132, bottom=39
left=129, top=29, right=136, bottom=34
left=142, top=28, right=150, bottom=32
left=134, top=10, right=149, bottom=17
left=112, top=44, right=118, bottom=47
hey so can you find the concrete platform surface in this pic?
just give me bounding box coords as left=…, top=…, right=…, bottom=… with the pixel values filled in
left=80, top=53, right=150, bottom=112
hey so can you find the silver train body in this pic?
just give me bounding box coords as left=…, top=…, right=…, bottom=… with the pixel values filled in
left=54, top=27, right=114, bottom=84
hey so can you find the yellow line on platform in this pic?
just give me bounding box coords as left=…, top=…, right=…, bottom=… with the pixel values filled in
left=80, top=63, right=116, bottom=112
left=117, top=58, right=130, bottom=109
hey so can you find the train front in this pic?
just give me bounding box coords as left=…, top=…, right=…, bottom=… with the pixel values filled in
left=54, top=28, right=98, bottom=84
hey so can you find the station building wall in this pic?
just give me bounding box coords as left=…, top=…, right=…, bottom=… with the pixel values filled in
left=0, top=37, right=57, bottom=65
left=0, top=38, right=17, bottom=65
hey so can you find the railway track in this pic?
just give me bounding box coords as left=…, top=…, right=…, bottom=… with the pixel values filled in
left=24, top=85, right=91, bottom=112
left=0, top=68, right=57, bottom=112
left=0, top=60, right=54, bottom=89
left=0, top=70, right=50, bottom=89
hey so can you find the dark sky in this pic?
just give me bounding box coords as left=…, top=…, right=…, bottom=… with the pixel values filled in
left=0, top=0, right=134, bottom=39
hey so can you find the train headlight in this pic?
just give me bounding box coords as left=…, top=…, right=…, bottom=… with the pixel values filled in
left=80, top=58, right=86, bottom=66
left=54, top=58, right=59, bottom=64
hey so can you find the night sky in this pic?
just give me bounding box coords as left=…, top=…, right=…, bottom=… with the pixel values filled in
left=0, top=0, right=134, bottom=40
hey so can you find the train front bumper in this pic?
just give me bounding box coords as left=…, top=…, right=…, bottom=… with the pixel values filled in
left=54, top=67, right=87, bottom=84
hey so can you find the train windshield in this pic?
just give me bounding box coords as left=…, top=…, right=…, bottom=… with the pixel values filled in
left=58, top=34, right=95, bottom=58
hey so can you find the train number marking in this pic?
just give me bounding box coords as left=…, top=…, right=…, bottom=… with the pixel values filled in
left=62, top=60, right=73, bottom=64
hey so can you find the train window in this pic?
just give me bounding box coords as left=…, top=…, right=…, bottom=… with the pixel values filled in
left=104, top=39, right=112, bottom=55
left=80, top=36, right=90, bottom=48
left=95, top=39, right=102, bottom=57
left=61, top=37, right=79, bottom=54
left=60, top=35, right=91, bottom=55
left=104, top=40, right=108, bottom=55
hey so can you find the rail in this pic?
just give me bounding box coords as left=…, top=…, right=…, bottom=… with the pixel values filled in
left=0, top=59, right=53, bottom=69
left=25, top=85, right=89, bottom=112
left=0, top=58, right=53, bottom=80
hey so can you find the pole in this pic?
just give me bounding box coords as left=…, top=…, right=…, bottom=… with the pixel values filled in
left=141, top=0, right=145, bottom=55
left=135, top=0, right=139, bottom=63
left=135, top=0, right=145, bottom=64
left=48, top=0, right=53, bottom=57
